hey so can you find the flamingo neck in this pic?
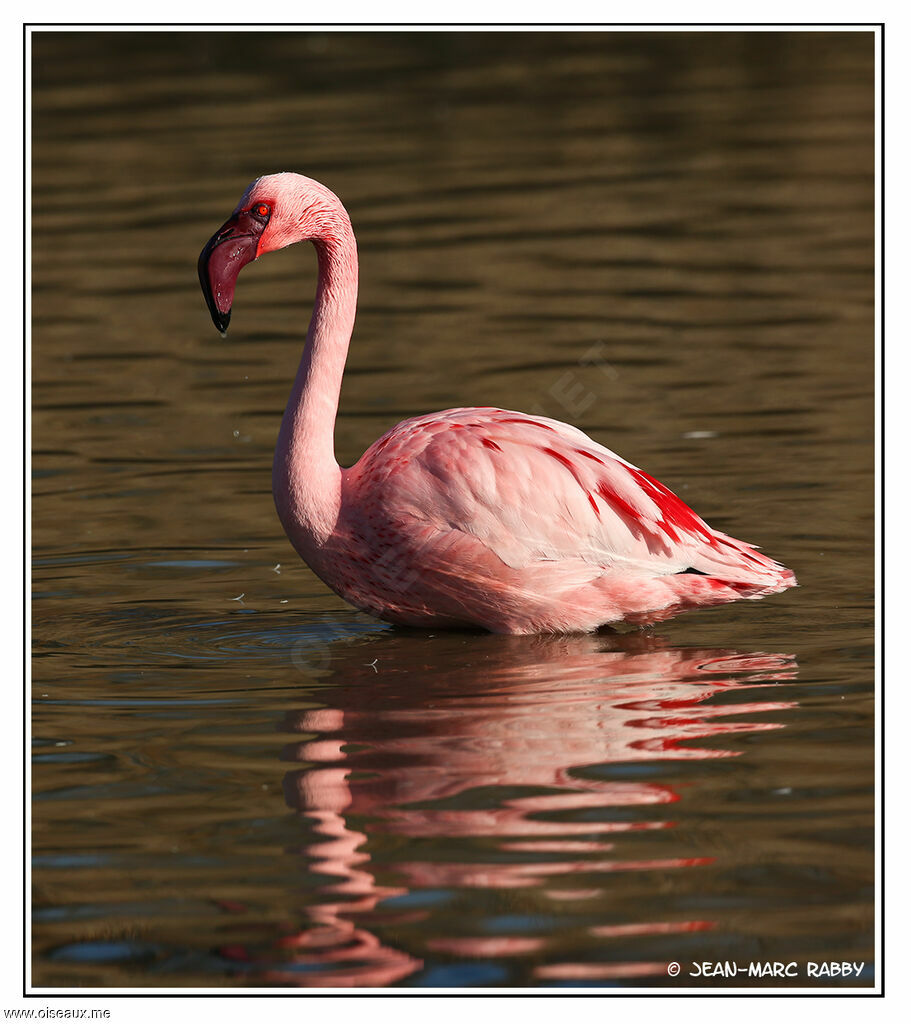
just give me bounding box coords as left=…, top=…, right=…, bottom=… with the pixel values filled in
left=273, top=220, right=358, bottom=547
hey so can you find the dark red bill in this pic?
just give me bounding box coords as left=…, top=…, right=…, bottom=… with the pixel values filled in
left=198, top=208, right=269, bottom=334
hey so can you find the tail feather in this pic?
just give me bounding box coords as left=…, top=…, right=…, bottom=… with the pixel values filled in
left=688, top=530, right=797, bottom=590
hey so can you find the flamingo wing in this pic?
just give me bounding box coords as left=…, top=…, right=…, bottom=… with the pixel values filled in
left=346, top=408, right=790, bottom=588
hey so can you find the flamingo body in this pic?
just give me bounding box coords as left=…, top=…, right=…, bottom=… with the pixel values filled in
left=199, top=173, right=795, bottom=634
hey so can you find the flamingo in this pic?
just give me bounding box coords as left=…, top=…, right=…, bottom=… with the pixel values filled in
left=198, top=172, right=796, bottom=634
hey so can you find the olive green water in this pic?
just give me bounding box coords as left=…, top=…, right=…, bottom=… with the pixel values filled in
left=31, top=30, right=875, bottom=988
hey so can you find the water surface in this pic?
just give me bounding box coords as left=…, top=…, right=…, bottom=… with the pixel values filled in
left=31, top=30, right=874, bottom=988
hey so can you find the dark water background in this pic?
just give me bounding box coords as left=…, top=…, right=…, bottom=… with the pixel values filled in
left=31, top=30, right=875, bottom=988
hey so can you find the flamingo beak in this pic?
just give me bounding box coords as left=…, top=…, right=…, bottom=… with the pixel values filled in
left=198, top=210, right=267, bottom=335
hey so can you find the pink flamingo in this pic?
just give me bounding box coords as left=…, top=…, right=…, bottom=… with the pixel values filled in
left=199, top=172, right=796, bottom=634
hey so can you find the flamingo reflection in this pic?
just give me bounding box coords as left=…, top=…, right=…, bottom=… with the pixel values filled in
left=224, top=631, right=796, bottom=986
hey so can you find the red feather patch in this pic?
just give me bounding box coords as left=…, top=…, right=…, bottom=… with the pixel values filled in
left=499, top=417, right=557, bottom=431
left=626, top=466, right=715, bottom=543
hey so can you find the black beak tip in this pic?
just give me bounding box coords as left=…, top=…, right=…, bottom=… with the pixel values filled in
left=213, top=308, right=231, bottom=336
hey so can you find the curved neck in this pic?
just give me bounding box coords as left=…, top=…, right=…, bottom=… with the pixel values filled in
left=273, top=219, right=358, bottom=545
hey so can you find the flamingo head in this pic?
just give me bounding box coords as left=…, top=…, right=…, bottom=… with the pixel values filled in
left=198, top=172, right=348, bottom=335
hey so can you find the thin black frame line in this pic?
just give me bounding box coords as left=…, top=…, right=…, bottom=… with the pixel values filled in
left=24, top=22, right=884, bottom=999
left=22, top=14, right=28, bottom=1004
left=878, top=17, right=885, bottom=1001
left=22, top=21, right=885, bottom=27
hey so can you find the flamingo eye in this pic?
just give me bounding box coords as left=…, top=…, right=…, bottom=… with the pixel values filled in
left=251, top=203, right=271, bottom=219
